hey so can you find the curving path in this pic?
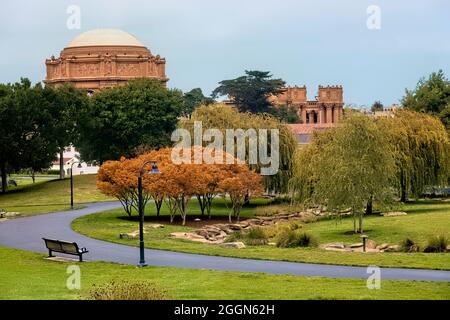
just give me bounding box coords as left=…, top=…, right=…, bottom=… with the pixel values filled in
left=0, top=202, right=449, bottom=282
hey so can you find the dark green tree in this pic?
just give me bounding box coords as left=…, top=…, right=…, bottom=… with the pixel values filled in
left=182, top=88, right=214, bottom=118
left=76, top=78, right=183, bottom=163
left=371, top=100, right=384, bottom=112
left=402, top=70, right=450, bottom=115
left=212, top=70, right=286, bottom=113
left=269, top=104, right=301, bottom=123
left=0, top=79, right=59, bottom=193
left=440, top=106, right=450, bottom=134
left=44, top=84, right=88, bottom=179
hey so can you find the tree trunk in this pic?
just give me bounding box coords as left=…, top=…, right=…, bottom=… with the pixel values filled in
left=366, top=197, right=373, bottom=216
left=243, top=193, right=250, bottom=206
left=155, top=198, right=163, bottom=217
left=352, top=208, right=357, bottom=234
left=197, top=195, right=206, bottom=216
left=400, top=170, right=407, bottom=202
left=0, top=161, right=7, bottom=194
left=59, top=149, right=65, bottom=180
left=31, top=170, right=36, bottom=184
left=358, top=212, right=363, bottom=234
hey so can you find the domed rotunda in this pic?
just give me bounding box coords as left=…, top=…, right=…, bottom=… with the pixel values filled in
left=45, top=29, right=167, bottom=91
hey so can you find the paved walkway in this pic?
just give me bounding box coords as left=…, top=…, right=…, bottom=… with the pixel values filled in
left=0, top=202, right=449, bottom=282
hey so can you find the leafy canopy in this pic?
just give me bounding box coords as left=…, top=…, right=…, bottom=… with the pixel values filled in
left=212, top=70, right=286, bottom=113
left=77, top=78, right=183, bottom=163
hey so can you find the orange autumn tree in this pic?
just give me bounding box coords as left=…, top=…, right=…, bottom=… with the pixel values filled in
left=97, top=157, right=152, bottom=217
left=219, top=164, right=263, bottom=223
left=97, top=146, right=263, bottom=224
left=138, top=148, right=173, bottom=217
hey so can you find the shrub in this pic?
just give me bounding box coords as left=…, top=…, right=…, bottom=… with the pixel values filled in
left=399, top=238, right=420, bottom=252
left=225, top=227, right=268, bottom=246
left=245, top=227, right=269, bottom=246
left=86, top=280, right=168, bottom=300
left=288, top=221, right=302, bottom=231
left=423, top=234, right=449, bottom=253
left=276, top=229, right=318, bottom=248
left=225, top=230, right=243, bottom=243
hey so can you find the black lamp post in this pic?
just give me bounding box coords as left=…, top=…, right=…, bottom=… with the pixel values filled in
left=138, top=160, right=160, bottom=267
left=70, top=161, right=83, bottom=209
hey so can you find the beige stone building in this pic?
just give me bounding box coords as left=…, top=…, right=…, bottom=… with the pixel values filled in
left=45, top=29, right=167, bottom=93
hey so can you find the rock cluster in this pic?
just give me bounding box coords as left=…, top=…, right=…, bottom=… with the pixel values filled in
left=169, top=212, right=316, bottom=245
left=322, top=240, right=402, bottom=253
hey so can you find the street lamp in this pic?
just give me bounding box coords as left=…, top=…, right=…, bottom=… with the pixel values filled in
left=138, top=160, right=160, bottom=267
left=70, top=161, right=83, bottom=209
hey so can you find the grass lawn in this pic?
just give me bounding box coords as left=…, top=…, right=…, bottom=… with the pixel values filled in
left=0, top=174, right=112, bottom=216
left=72, top=199, right=450, bottom=270
left=6, top=174, right=58, bottom=188
left=0, top=246, right=448, bottom=300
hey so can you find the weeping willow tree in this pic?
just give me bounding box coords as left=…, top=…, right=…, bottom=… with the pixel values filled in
left=379, top=110, right=450, bottom=201
left=178, top=103, right=298, bottom=194
left=289, top=114, right=397, bottom=233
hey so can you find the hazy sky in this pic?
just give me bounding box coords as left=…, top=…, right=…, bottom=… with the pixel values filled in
left=1, top=0, right=449, bottom=106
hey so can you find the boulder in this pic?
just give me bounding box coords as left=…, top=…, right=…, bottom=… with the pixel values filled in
left=193, top=229, right=209, bottom=238
left=119, top=231, right=139, bottom=239
left=4, top=212, right=20, bottom=218
left=366, top=239, right=377, bottom=249
left=325, top=242, right=346, bottom=249
left=381, top=211, right=407, bottom=217
left=384, top=245, right=401, bottom=252
left=238, top=221, right=250, bottom=228
left=220, top=242, right=246, bottom=249
left=145, top=224, right=164, bottom=229
left=229, top=224, right=243, bottom=230
left=194, top=218, right=201, bottom=222
left=350, top=243, right=364, bottom=249
left=376, top=243, right=389, bottom=250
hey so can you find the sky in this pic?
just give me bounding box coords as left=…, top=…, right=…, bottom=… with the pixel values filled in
left=0, top=0, right=449, bottom=107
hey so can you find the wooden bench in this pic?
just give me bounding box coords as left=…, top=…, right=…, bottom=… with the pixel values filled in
left=42, top=238, right=89, bottom=262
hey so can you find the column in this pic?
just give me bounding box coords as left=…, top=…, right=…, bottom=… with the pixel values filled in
left=326, top=106, right=332, bottom=124
left=320, top=106, right=325, bottom=123
left=333, top=107, right=339, bottom=123
left=301, top=107, right=307, bottom=124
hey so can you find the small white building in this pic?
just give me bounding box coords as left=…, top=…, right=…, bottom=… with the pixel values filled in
left=51, top=146, right=99, bottom=176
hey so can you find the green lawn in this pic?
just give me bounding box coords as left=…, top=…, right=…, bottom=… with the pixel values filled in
left=72, top=199, right=450, bottom=270
left=0, top=174, right=112, bottom=216
left=0, top=247, right=448, bottom=300
left=5, top=174, right=58, bottom=188
left=303, top=200, right=450, bottom=247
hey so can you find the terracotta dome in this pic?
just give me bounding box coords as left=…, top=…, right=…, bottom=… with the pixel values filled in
left=45, top=29, right=167, bottom=91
